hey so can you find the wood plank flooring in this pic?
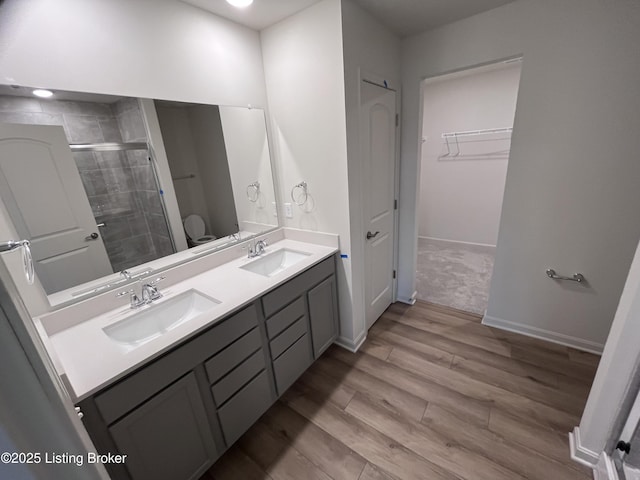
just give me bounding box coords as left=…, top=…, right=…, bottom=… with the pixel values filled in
left=203, top=301, right=598, bottom=480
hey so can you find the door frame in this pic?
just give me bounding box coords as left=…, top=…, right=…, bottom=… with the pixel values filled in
left=359, top=70, right=401, bottom=314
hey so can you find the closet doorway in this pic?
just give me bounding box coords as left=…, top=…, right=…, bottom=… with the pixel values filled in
left=416, top=60, right=522, bottom=315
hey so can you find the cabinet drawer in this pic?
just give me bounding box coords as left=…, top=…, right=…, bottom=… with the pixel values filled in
left=217, top=371, right=273, bottom=446
left=265, top=297, right=305, bottom=338
left=262, top=256, right=334, bottom=317
left=95, top=304, right=258, bottom=425
left=272, top=333, right=313, bottom=395
left=204, top=328, right=262, bottom=384
left=211, top=349, right=265, bottom=406
left=269, top=317, right=308, bottom=360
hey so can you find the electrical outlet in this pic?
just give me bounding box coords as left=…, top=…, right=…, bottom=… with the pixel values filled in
left=285, top=203, right=293, bottom=218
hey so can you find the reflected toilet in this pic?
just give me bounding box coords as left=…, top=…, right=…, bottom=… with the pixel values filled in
left=183, top=214, right=216, bottom=247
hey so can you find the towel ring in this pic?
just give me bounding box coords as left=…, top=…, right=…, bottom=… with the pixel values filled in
left=0, top=239, right=34, bottom=285
left=291, top=181, right=308, bottom=206
left=246, top=181, right=260, bottom=203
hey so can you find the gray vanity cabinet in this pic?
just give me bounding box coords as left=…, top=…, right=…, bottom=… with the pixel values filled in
left=308, top=274, right=339, bottom=357
left=108, top=373, right=216, bottom=480
left=77, top=254, right=339, bottom=480
left=261, top=255, right=339, bottom=395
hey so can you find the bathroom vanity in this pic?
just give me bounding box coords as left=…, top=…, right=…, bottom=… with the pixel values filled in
left=34, top=232, right=339, bottom=480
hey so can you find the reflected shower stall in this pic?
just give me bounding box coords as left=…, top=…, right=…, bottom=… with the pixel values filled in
left=0, top=93, right=175, bottom=275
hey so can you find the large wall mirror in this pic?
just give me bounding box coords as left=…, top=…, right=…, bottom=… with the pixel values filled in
left=0, top=85, right=279, bottom=308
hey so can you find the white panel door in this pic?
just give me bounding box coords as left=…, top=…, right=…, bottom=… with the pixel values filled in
left=0, top=123, right=113, bottom=293
left=361, top=82, right=397, bottom=330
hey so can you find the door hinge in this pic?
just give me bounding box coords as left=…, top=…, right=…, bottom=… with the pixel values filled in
left=394, top=199, right=398, bottom=210
left=395, top=114, right=399, bottom=127
left=393, top=270, right=396, bottom=279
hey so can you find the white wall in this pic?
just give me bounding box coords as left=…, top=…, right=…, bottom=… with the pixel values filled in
left=419, top=63, right=520, bottom=246
left=0, top=0, right=269, bottom=312
left=220, top=107, right=277, bottom=232
left=400, top=0, right=640, bottom=351
left=155, top=104, right=212, bottom=232
left=188, top=105, right=239, bottom=237
left=0, top=0, right=267, bottom=107
left=261, top=0, right=356, bottom=345
left=340, top=0, right=400, bottom=344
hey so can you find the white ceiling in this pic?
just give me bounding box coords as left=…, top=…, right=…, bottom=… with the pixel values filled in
left=182, top=0, right=515, bottom=37
left=181, top=0, right=321, bottom=31
left=350, top=0, right=515, bottom=37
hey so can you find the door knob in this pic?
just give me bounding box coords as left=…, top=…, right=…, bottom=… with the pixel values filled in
left=85, top=232, right=99, bottom=241
left=366, top=231, right=380, bottom=240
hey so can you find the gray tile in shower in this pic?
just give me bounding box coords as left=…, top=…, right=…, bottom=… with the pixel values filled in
left=136, top=191, right=164, bottom=216
left=103, top=167, right=136, bottom=193
left=125, top=150, right=150, bottom=167
left=41, top=100, right=112, bottom=117
left=127, top=213, right=151, bottom=237
left=95, top=151, right=129, bottom=169
left=0, top=96, right=43, bottom=113
left=147, top=213, right=170, bottom=238
left=63, top=114, right=104, bottom=143
left=100, top=216, right=132, bottom=243
left=72, top=151, right=98, bottom=171
left=112, top=97, right=139, bottom=117
left=92, top=191, right=138, bottom=219
left=131, top=165, right=157, bottom=191
left=79, top=169, right=109, bottom=197
left=98, top=117, right=123, bottom=143
left=152, top=234, right=174, bottom=258
left=0, top=111, right=65, bottom=128
left=116, top=107, right=147, bottom=142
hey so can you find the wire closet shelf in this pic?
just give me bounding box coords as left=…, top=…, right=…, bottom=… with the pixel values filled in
left=440, top=127, right=513, bottom=158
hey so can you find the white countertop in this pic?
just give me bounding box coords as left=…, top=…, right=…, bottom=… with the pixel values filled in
left=36, top=236, right=338, bottom=402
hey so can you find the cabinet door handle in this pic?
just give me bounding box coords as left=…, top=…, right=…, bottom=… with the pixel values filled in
left=366, top=231, right=379, bottom=240
left=85, top=232, right=99, bottom=241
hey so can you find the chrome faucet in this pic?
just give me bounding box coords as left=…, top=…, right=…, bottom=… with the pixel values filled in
left=246, top=239, right=268, bottom=258
left=117, top=276, right=165, bottom=309
left=141, top=278, right=164, bottom=302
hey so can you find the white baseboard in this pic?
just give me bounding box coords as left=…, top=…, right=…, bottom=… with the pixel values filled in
left=334, top=330, right=367, bottom=352
left=482, top=314, right=604, bottom=355
left=569, top=427, right=601, bottom=469
left=397, top=290, right=417, bottom=305
left=418, top=235, right=497, bottom=249
left=594, top=452, right=618, bottom=480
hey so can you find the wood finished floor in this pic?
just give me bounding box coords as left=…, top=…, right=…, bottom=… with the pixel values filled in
left=203, top=301, right=598, bottom=480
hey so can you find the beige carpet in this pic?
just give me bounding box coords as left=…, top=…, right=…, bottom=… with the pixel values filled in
left=415, top=237, right=495, bottom=315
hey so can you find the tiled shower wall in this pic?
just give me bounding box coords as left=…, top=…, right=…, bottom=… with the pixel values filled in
left=0, top=95, right=174, bottom=272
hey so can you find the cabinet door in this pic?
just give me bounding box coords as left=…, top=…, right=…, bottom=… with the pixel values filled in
left=308, top=275, right=339, bottom=358
left=109, top=373, right=217, bottom=480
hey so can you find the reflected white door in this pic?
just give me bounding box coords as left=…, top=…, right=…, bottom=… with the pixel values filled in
left=0, top=123, right=113, bottom=293
left=361, top=82, right=397, bottom=330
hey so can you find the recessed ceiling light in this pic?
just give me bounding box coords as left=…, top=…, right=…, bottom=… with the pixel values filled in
left=32, top=89, right=53, bottom=98
left=226, top=0, right=253, bottom=7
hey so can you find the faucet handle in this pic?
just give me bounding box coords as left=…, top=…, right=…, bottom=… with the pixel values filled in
left=147, top=276, right=166, bottom=286
left=117, top=289, right=143, bottom=308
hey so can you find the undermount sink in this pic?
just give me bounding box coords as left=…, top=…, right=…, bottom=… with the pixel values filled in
left=240, top=248, right=311, bottom=277
left=103, top=289, right=221, bottom=349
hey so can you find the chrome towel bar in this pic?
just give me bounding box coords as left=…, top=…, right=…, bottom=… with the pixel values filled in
left=546, top=269, right=585, bottom=283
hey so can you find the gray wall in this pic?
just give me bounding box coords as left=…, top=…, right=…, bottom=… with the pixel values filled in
left=399, top=0, right=640, bottom=351
left=0, top=95, right=173, bottom=272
